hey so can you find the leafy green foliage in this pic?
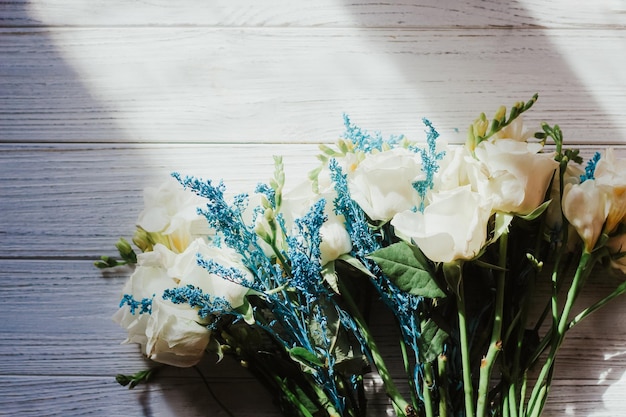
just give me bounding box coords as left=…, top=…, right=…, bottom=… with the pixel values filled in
left=115, top=368, right=157, bottom=389
left=368, top=241, right=446, bottom=299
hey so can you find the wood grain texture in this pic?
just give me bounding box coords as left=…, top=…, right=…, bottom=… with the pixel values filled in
left=3, top=0, right=625, bottom=28
left=1, top=28, right=625, bottom=144
left=2, top=0, right=626, bottom=415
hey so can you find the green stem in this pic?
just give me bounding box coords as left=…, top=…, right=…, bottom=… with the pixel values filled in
left=339, top=281, right=415, bottom=417
left=400, top=338, right=420, bottom=406
left=457, top=275, right=475, bottom=417
left=568, top=279, right=626, bottom=329
left=423, top=363, right=435, bottom=417
left=518, top=371, right=528, bottom=417
left=526, top=251, right=594, bottom=417
left=476, top=230, right=509, bottom=417
left=311, top=383, right=342, bottom=417
left=437, top=355, right=450, bottom=417
left=271, top=374, right=316, bottom=417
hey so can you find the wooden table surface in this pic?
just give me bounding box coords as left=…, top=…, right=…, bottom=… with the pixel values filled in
left=1, top=1, right=626, bottom=416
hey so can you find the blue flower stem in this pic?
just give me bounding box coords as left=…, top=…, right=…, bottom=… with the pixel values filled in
left=399, top=337, right=419, bottom=406
left=339, top=281, right=415, bottom=417
left=476, top=229, right=508, bottom=417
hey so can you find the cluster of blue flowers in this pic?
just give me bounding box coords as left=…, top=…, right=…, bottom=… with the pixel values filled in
left=411, top=118, right=446, bottom=212
left=162, top=285, right=234, bottom=325
left=580, top=151, right=602, bottom=183
left=119, top=294, right=153, bottom=315
left=342, top=114, right=405, bottom=153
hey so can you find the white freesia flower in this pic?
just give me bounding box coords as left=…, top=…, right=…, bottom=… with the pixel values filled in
left=348, top=148, right=424, bottom=222
left=493, top=117, right=534, bottom=142
left=545, top=162, right=583, bottom=230
left=282, top=177, right=352, bottom=265
left=562, top=180, right=609, bottom=252
left=145, top=297, right=211, bottom=367
left=594, top=148, right=626, bottom=233
left=472, top=139, right=557, bottom=215
left=169, top=239, right=251, bottom=309
left=607, top=233, right=626, bottom=274
left=137, top=177, right=210, bottom=253
left=391, top=186, right=492, bottom=263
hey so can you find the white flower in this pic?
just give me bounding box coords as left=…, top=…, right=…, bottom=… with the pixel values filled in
left=545, top=162, right=583, bottom=230
left=136, top=177, right=210, bottom=253
left=493, top=117, right=534, bottom=142
left=112, top=246, right=178, bottom=353
left=168, top=239, right=251, bottom=309
left=432, top=145, right=473, bottom=192
left=348, top=148, right=424, bottom=221
left=391, top=186, right=492, bottom=263
left=282, top=177, right=352, bottom=264
left=471, top=139, right=558, bottom=215
left=562, top=180, right=609, bottom=252
left=594, top=148, right=626, bottom=233
left=144, top=297, right=211, bottom=367
left=114, top=241, right=250, bottom=368
left=607, top=233, right=626, bottom=274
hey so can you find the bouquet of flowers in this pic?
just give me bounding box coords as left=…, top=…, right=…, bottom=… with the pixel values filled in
left=99, top=95, right=626, bottom=417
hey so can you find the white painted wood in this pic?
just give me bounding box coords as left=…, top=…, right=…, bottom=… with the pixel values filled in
left=2, top=0, right=626, bottom=415
left=1, top=28, right=625, bottom=144
left=3, top=0, right=625, bottom=28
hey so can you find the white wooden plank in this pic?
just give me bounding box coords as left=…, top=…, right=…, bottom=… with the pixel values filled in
left=0, top=143, right=321, bottom=257
left=0, top=376, right=285, bottom=417
left=3, top=0, right=625, bottom=28
left=1, top=28, right=625, bottom=144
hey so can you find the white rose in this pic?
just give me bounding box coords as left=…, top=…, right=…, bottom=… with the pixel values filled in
left=391, top=186, right=492, bottom=263
left=472, top=139, right=558, bottom=215
left=169, top=239, right=251, bottom=309
left=282, top=177, right=352, bottom=264
left=562, top=180, right=609, bottom=252
left=432, top=145, right=473, bottom=192
left=144, top=297, right=211, bottom=367
left=112, top=246, right=177, bottom=352
left=137, top=177, right=210, bottom=253
left=348, top=148, right=424, bottom=221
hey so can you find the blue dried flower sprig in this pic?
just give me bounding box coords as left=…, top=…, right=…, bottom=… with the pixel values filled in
left=162, top=285, right=236, bottom=326
left=580, top=151, right=602, bottom=183
left=342, top=114, right=405, bottom=153
left=412, top=118, right=446, bottom=212
left=120, top=294, right=153, bottom=315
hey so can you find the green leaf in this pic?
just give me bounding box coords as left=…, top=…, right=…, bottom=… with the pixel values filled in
left=418, top=319, right=449, bottom=363
left=288, top=347, right=324, bottom=373
left=517, top=200, right=552, bottom=221
left=321, top=262, right=340, bottom=294
left=485, top=212, right=513, bottom=247
left=367, top=242, right=446, bottom=298
left=235, top=298, right=255, bottom=325
left=337, top=254, right=377, bottom=279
